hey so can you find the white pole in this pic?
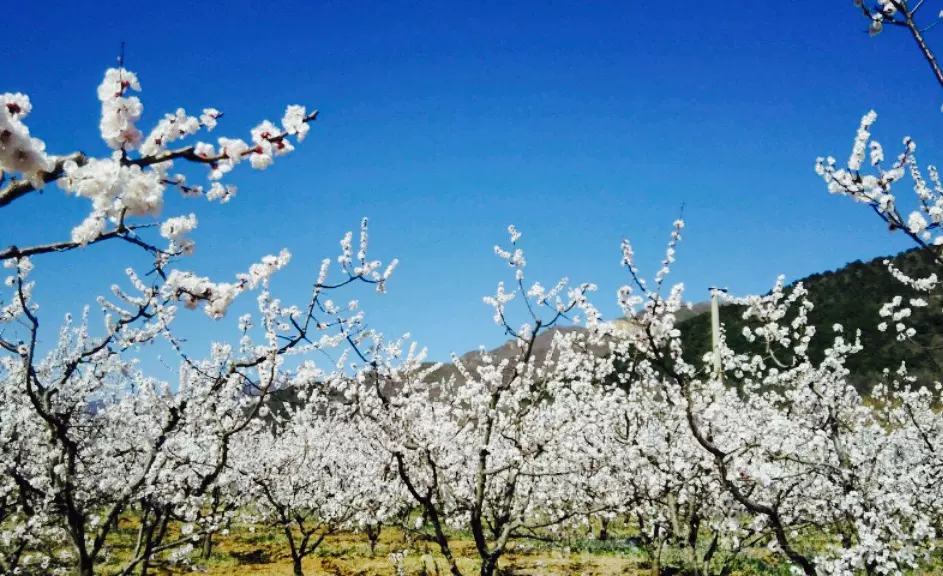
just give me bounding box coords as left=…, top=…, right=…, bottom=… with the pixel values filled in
left=710, top=287, right=723, bottom=381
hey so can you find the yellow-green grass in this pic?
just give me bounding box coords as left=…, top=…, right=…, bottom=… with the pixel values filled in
left=91, top=516, right=804, bottom=576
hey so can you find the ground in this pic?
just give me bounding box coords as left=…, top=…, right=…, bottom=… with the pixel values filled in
left=98, top=520, right=800, bottom=576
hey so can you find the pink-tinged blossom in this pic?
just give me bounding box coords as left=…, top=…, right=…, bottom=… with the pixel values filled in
left=97, top=68, right=144, bottom=151
left=0, top=92, right=55, bottom=187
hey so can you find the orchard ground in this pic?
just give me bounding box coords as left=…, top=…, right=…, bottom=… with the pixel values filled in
left=97, top=520, right=813, bottom=576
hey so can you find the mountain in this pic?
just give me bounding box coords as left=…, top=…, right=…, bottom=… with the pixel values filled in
left=420, top=326, right=595, bottom=384
left=430, top=247, right=943, bottom=392
left=677, top=247, right=943, bottom=391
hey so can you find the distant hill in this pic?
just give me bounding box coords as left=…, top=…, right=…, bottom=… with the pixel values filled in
left=678, top=247, right=943, bottom=390
left=429, top=248, right=943, bottom=392
left=256, top=248, right=942, bottom=411
left=420, top=326, right=593, bottom=384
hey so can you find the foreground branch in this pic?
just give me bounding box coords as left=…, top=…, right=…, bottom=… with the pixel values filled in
left=0, top=152, right=87, bottom=209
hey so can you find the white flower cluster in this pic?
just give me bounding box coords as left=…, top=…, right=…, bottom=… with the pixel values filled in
left=817, top=111, right=943, bottom=247
left=139, top=108, right=202, bottom=156
left=876, top=294, right=919, bottom=340
left=4, top=67, right=314, bottom=256
left=163, top=248, right=291, bottom=318
left=160, top=213, right=198, bottom=254
left=0, top=93, right=55, bottom=188
left=97, top=67, right=144, bottom=150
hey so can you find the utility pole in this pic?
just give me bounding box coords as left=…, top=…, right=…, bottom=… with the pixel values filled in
left=709, top=287, right=727, bottom=381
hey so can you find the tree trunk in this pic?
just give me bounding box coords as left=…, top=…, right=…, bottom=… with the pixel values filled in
left=79, top=554, right=95, bottom=576
left=201, top=530, right=214, bottom=559
left=282, top=524, right=305, bottom=576
left=366, top=523, right=381, bottom=556
left=686, top=509, right=701, bottom=576
left=652, top=535, right=666, bottom=576
left=479, top=554, right=498, bottom=576
left=599, top=516, right=610, bottom=541
left=139, top=505, right=170, bottom=576
left=202, top=487, right=220, bottom=559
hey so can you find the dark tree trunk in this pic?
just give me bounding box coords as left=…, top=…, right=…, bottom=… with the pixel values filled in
left=479, top=555, right=498, bottom=576
left=201, top=531, right=214, bottom=559
left=139, top=505, right=170, bottom=576
left=365, top=523, right=381, bottom=556
left=78, top=555, right=94, bottom=576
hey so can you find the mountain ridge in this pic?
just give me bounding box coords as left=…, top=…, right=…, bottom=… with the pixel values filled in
left=428, top=247, right=943, bottom=390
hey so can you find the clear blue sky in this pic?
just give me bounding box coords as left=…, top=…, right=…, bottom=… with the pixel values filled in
left=3, top=0, right=942, bottom=363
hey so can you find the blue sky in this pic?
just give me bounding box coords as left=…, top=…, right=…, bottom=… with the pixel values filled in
left=3, top=0, right=942, bottom=364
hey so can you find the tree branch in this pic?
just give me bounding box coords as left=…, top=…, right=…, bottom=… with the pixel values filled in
left=0, top=152, right=86, bottom=209
left=0, top=224, right=161, bottom=261
left=126, top=110, right=319, bottom=168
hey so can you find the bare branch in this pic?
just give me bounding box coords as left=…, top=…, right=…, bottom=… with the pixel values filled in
left=0, top=224, right=162, bottom=261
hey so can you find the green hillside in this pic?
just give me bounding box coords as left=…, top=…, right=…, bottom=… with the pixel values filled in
left=678, top=248, right=943, bottom=391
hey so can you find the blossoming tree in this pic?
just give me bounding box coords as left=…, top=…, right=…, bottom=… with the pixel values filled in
left=0, top=67, right=394, bottom=575
left=1, top=4, right=943, bottom=575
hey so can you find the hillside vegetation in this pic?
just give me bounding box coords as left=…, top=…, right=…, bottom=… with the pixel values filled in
left=678, top=248, right=943, bottom=390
